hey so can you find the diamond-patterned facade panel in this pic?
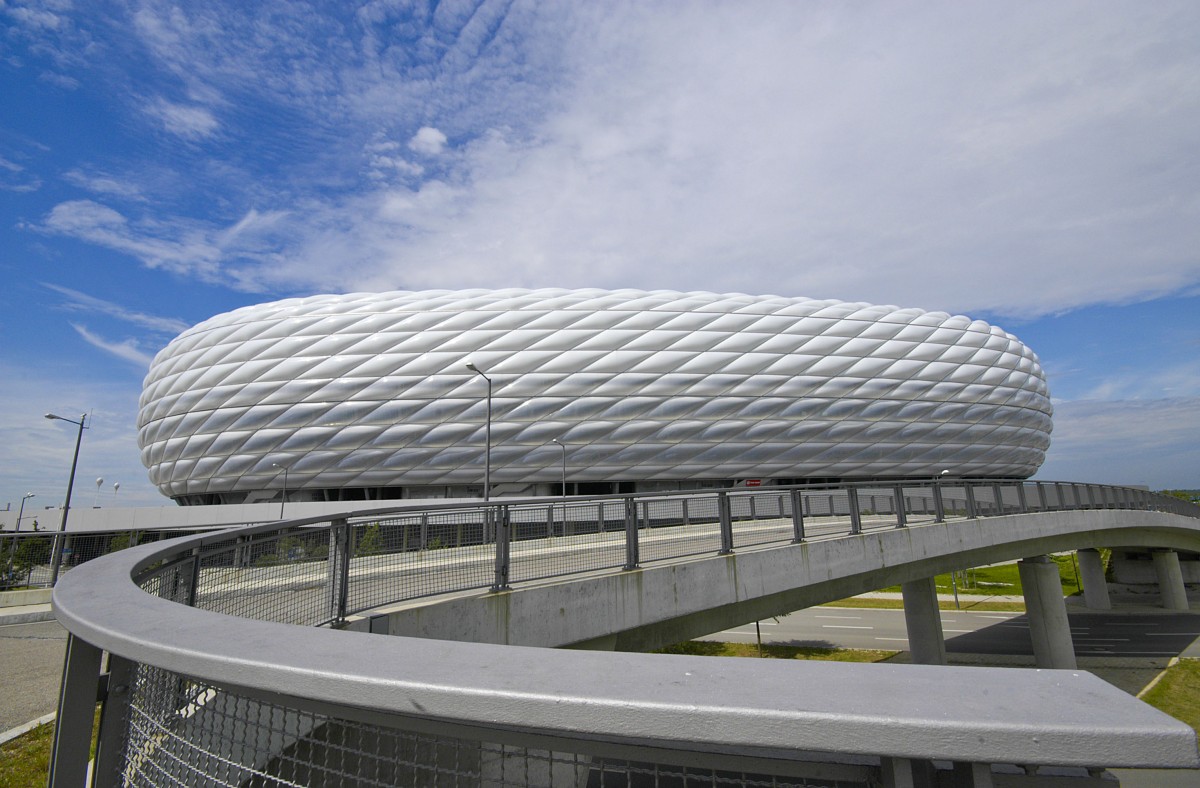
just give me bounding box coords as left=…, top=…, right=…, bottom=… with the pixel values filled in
left=137, top=289, right=1053, bottom=500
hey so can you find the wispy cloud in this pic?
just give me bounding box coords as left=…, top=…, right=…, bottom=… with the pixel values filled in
left=70, top=323, right=156, bottom=367
left=63, top=169, right=144, bottom=199
left=0, top=155, right=42, bottom=193
left=144, top=98, right=220, bottom=140
left=44, top=283, right=191, bottom=334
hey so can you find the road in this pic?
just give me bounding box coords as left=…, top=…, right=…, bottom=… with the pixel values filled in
left=0, top=619, right=67, bottom=733
left=704, top=606, right=1200, bottom=659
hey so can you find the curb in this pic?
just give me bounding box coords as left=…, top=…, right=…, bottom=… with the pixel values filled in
left=0, top=606, right=56, bottom=626
left=0, top=712, right=55, bottom=747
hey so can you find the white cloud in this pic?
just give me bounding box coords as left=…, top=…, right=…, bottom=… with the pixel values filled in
left=44, top=283, right=191, bottom=334
left=145, top=98, right=220, bottom=140
left=1037, top=397, right=1200, bottom=489
left=0, top=363, right=165, bottom=506
left=70, top=324, right=155, bottom=367
left=409, top=126, right=448, bottom=156
left=63, top=169, right=143, bottom=199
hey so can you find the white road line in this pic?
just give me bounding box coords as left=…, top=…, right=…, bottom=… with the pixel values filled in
left=822, top=625, right=873, bottom=630
left=814, top=615, right=862, bottom=620
left=943, top=629, right=973, bottom=633
left=875, top=637, right=909, bottom=642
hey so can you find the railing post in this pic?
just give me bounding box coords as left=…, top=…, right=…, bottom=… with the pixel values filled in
left=1054, top=482, right=1066, bottom=510
left=1016, top=482, right=1029, bottom=513
left=681, top=497, right=690, bottom=526
left=1086, top=485, right=1097, bottom=510
left=547, top=504, right=555, bottom=538
left=847, top=487, right=862, bottom=535
left=1037, top=482, right=1048, bottom=511
left=964, top=484, right=978, bottom=519
left=790, top=489, right=806, bottom=543
left=1072, top=484, right=1084, bottom=509
left=329, top=518, right=350, bottom=623
left=185, top=546, right=202, bottom=607
left=717, top=492, right=734, bottom=554
left=94, top=653, right=135, bottom=785
left=748, top=494, right=757, bottom=521
left=623, top=497, right=640, bottom=570
left=933, top=482, right=946, bottom=523
left=992, top=483, right=1004, bottom=515
left=893, top=485, right=907, bottom=528
left=47, top=634, right=103, bottom=788
left=491, top=506, right=510, bottom=592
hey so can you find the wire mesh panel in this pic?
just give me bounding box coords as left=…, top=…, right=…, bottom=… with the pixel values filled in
left=798, top=490, right=855, bottom=539
left=195, top=529, right=335, bottom=627
left=508, top=500, right=629, bottom=584
left=730, top=492, right=795, bottom=550
left=639, top=496, right=723, bottom=564
left=853, top=489, right=896, bottom=532
left=900, top=487, right=937, bottom=527
left=120, top=663, right=855, bottom=788
left=346, top=510, right=496, bottom=614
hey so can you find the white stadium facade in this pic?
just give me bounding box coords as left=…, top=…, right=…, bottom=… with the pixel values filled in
left=137, top=289, right=1053, bottom=505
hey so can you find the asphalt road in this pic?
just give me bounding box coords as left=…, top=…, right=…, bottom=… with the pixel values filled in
left=705, top=606, right=1200, bottom=659
left=0, top=619, right=67, bottom=733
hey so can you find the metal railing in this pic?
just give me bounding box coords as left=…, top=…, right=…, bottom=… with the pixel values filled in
left=48, top=479, right=1200, bottom=787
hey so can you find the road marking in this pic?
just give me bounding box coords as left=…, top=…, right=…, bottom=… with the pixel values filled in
left=814, top=615, right=862, bottom=620
left=875, top=637, right=909, bottom=642
left=1146, top=632, right=1200, bottom=637
left=977, top=615, right=1013, bottom=620
left=1074, top=638, right=1130, bottom=643
left=822, top=625, right=873, bottom=630
left=943, top=629, right=973, bottom=633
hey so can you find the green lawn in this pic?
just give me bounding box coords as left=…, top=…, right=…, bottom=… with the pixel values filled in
left=874, top=555, right=1082, bottom=597
left=1139, top=659, right=1200, bottom=733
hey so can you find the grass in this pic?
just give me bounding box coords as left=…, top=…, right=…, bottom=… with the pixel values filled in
left=821, top=597, right=1027, bottom=612
left=656, top=639, right=897, bottom=663
left=873, top=555, right=1082, bottom=597
left=0, top=721, right=55, bottom=788
left=0, top=708, right=100, bottom=788
left=1139, top=659, right=1200, bottom=733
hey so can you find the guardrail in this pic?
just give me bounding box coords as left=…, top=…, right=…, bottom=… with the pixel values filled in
left=49, top=479, right=1200, bottom=787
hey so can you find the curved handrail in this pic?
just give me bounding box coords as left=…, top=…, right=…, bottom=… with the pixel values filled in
left=51, top=480, right=1200, bottom=776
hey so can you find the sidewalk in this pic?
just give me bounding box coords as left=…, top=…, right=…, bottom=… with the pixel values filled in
left=0, top=602, right=54, bottom=626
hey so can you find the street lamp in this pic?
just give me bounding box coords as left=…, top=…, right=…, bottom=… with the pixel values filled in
left=45, top=412, right=88, bottom=585
left=272, top=463, right=289, bottom=520
left=465, top=362, right=492, bottom=501
left=6, top=492, right=35, bottom=581
left=551, top=439, right=567, bottom=537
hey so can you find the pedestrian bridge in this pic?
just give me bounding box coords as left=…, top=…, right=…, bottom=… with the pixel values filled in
left=50, top=480, right=1200, bottom=787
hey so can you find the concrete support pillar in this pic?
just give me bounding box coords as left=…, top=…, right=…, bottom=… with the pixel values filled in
left=1018, top=556, right=1077, bottom=670
left=1076, top=548, right=1111, bottom=610
left=902, top=577, right=947, bottom=666
left=1152, top=550, right=1190, bottom=611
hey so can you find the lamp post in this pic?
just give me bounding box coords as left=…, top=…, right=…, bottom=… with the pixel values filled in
left=551, top=439, right=567, bottom=535
left=5, top=492, right=34, bottom=582
left=272, top=463, right=289, bottom=520
left=465, top=362, right=492, bottom=501
left=45, top=412, right=88, bottom=586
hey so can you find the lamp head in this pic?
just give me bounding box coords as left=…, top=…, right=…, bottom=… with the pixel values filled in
left=24, top=492, right=35, bottom=500
left=940, top=469, right=950, bottom=477
left=465, top=361, right=479, bottom=372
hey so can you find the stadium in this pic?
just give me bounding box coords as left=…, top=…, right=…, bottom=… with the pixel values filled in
left=137, top=289, right=1053, bottom=505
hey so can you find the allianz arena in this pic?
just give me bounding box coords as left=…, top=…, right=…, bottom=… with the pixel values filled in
left=137, top=289, right=1053, bottom=505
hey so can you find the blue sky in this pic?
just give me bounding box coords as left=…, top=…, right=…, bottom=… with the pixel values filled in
left=2, top=1, right=1198, bottom=508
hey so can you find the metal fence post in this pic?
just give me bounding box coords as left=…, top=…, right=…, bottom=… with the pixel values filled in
left=717, top=492, right=734, bottom=554
left=491, top=506, right=511, bottom=592
left=933, top=482, right=945, bottom=523
left=1037, top=482, right=1048, bottom=511
left=790, top=489, right=806, bottom=543
left=681, top=497, right=690, bottom=527
left=847, top=488, right=862, bottom=535
left=185, top=546, right=202, bottom=607
left=964, top=484, right=978, bottom=519
left=992, top=483, right=1004, bottom=515
left=329, top=519, right=350, bottom=624
left=94, top=653, right=135, bottom=785
left=547, top=504, right=555, bottom=538
left=893, top=486, right=907, bottom=528
left=623, top=497, right=640, bottom=570
left=47, top=634, right=103, bottom=788
left=1016, top=482, right=1029, bottom=513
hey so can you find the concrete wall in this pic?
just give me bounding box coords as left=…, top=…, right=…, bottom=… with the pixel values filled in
left=1112, top=549, right=1200, bottom=585
left=364, top=509, right=1200, bottom=652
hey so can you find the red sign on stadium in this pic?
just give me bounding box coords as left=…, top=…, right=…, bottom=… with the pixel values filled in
left=744, top=479, right=762, bottom=487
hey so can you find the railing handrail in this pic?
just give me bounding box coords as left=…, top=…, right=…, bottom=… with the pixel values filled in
left=48, top=479, right=1200, bottom=777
